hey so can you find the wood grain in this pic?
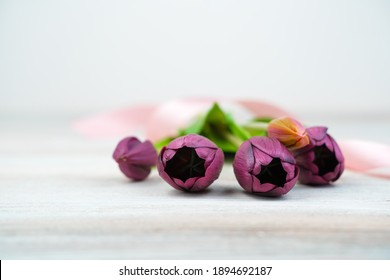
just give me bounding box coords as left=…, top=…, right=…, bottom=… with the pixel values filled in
left=0, top=117, right=389, bottom=259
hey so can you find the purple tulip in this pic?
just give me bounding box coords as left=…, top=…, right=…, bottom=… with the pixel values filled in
left=113, top=136, right=158, bottom=181
left=157, top=134, right=224, bottom=192
left=293, top=126, right=344, bottom=185
left=233, top=137, right=299, bottom=196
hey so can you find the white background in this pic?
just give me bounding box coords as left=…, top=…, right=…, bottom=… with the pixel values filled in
left=2, top=260, right=390, bottom=280
left=1, top=0, right=389, bottom=117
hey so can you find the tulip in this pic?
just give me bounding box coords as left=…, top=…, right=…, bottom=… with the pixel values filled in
left=233, top=136, right=299, bottom=196
left=157, top=134, right=224, bottom=192
left=113, top=136, right=158, bottom=181
left=293, top=126, right=344, bottom=185
left=267, top=116, right=310, bottom=150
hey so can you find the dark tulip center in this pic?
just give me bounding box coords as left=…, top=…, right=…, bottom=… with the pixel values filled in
left=164, top=146, right=206, bottom=182
left=256, top=158, right=287, bottom=187
left=313, top=144, right=339, bottom=176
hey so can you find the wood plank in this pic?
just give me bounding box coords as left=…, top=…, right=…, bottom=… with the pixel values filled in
left=0, top=117, right=389, bottom=259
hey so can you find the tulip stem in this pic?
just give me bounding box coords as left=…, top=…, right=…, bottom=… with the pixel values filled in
left=243, top=122, right=269, bottom=130
left=225, top=133, right=245, bottom=148
left=242, top=122, right=269, bottom=136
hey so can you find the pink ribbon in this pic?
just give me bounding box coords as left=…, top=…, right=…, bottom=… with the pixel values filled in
left=72, top=98, right=292, bottom=141
left=338, top=140, right=390, bottom=179
left=72, top=98, right=390, bottom=179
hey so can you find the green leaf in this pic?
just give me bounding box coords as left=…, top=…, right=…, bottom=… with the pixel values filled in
left=183, top=103, right=251, bottom=153
left=153, top=102, right=273, bottom=154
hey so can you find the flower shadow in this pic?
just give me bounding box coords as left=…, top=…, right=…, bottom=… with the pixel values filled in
left=298, top=183, right=336, bottom=188
left=242, top=191, right=288, bottom=201
left=207, top=184, right=243, bottom=197
left=168, top=188, right=213, bottom=197
left=167, top=183, right=291, bottom=200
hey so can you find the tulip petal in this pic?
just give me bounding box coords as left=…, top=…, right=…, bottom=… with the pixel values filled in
left=157, top=134, right=224, bottom=192
left=112, top=137, right=140, bottom=161
left=294, top=127, right=344, bottom=185
left=306, top=126, right=328, bottom=142
left=268, top=117, right=308, bottom=150
left=124, top=140, right=158, bottom=166
left=298, top=167, right=329, bottom=185
left=251, top=146, right=274, bottom=176
left=233, top=140, right=255, bottom=193
left=165, top=133, right=218, bottom=150
left=118, top=163, right=151, bottom=181
left=113, top=136, right=157, bottom=181
left=282, top=161, right=296, bottom=181
left=322, top=164, right=342, bottom=182
left=234, top=137, right=298, bottom=196
left=196, top=148, right=217, bottom=171
left=253, top=182, right=276, bottom=193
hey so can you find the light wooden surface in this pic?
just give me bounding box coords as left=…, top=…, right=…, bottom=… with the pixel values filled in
left=1, top=115, right=390, bottom=259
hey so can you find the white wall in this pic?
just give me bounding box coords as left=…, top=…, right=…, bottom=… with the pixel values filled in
left=1, top=0, right=389, bottom=116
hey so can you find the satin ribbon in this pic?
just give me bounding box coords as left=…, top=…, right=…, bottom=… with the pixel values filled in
left=338, top=140, right=390, bottom=179
left=72, top=98, right=390, bottom=179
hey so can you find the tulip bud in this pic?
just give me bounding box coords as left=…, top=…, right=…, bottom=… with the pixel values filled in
left=113, top=136, right=158, bottom=181
left=294, top=126, right=344, bottom=185
left=233, top=137, right=299, bottom=196
left=157, top=134, right=224, bottom=192
left=267, top=116, right=310, bottom=150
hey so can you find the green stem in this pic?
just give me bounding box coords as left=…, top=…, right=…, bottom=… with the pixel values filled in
left=243, top=122, right=269, bottom=130
left=224, top=132, right=245, bottom=148
left=242, top=121, right=269, bottom=137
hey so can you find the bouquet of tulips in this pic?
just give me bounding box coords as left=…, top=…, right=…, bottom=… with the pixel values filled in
left=112, top=103, right=344, bottom=196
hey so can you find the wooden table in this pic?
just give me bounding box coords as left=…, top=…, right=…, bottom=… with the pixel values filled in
left=1, top=115, right=389, bottom=259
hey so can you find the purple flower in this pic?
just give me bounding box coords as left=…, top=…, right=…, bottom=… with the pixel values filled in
left=233, top=137, right=299, bottom=196
left=113, top=136, right=158, bottom=181
left=157, top=134, right=224, bottom=192
left=293, top=126, right=344, bottom=185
